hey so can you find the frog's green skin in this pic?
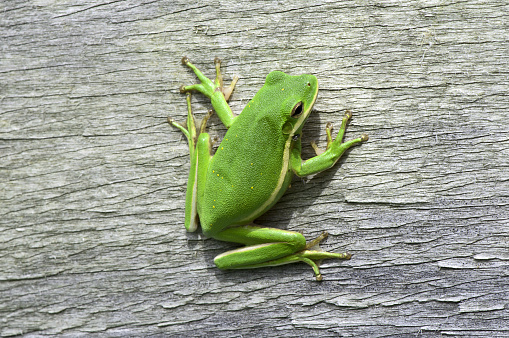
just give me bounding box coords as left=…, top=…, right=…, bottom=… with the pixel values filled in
left=170, top=57, right=368, bottom=281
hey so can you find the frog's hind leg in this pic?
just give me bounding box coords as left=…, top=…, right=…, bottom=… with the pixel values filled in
left=212, top=225, right=351, bottom=281
left=168, top=93, right=213, bottom=232
left=238, top=231, right=351, bottom=281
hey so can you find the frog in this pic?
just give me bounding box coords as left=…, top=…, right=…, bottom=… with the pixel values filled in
left=169, top=57, right=368, bottom=281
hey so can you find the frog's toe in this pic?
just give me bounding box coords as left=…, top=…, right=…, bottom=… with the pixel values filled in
left=167, top=116, right=186, bottom=130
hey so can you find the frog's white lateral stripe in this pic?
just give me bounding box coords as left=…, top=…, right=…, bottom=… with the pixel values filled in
left=215, top=243, right=301, bottom=268
left=238, top=86, right=319, bottom=223
left=214, top=243, right=273, bottom=259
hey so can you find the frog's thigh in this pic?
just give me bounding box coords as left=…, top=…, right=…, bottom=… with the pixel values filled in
left=213, top=225, right=307, bottom=269
left=184, top=132, right=212, bottom=231
left=195, top=132, right=212, bottom=194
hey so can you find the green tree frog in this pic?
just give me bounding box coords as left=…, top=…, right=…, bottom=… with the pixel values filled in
left=170, top=57, right=368, bottom=281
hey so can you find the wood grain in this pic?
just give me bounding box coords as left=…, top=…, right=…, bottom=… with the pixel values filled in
left=1, top=1, right=508, bottom=336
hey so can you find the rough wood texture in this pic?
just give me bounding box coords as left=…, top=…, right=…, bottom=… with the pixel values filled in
left=2, top=1, right=508, bottom=337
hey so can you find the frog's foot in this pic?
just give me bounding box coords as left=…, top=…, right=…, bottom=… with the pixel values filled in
left=178, top=57, right=237, bottom=128
left=335, top=110, right=369, bottom=147
left=298, top=231, right=351, bottom=281
left=213, top=57, right=239, bottom=101
left=180, top=56, right=238, bottom=101
left=305, top=231, right=329, bottom=249
left=168, top=93, right=196, bottom=144
left=296, top=251, right=352, bottom=281
left=312, top=110, right=368, bottom=156
left=169, top=90, right=215, bottom=140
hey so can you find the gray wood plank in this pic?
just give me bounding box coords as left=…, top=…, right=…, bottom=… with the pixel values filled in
left=1, top=1, right=508, bottom=337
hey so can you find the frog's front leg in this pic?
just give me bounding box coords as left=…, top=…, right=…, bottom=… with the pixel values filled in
left=179, top=57, right=238, bottom=128
left=292, top=111, right=368, bottom=176
left=212, top=225, right=351, bottom=281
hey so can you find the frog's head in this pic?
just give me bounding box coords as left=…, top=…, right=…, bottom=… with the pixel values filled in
left=264, top=71, right=318, bottom=139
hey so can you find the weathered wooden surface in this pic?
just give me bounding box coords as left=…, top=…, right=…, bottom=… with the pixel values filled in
left=1, top=1, right=508, bottom=337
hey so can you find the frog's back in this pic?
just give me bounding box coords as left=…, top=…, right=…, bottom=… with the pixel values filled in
left=199, top=105, right=292, bottom=235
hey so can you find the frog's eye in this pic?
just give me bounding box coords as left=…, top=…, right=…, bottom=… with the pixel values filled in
left=291, top=102, right=303, bottom=118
